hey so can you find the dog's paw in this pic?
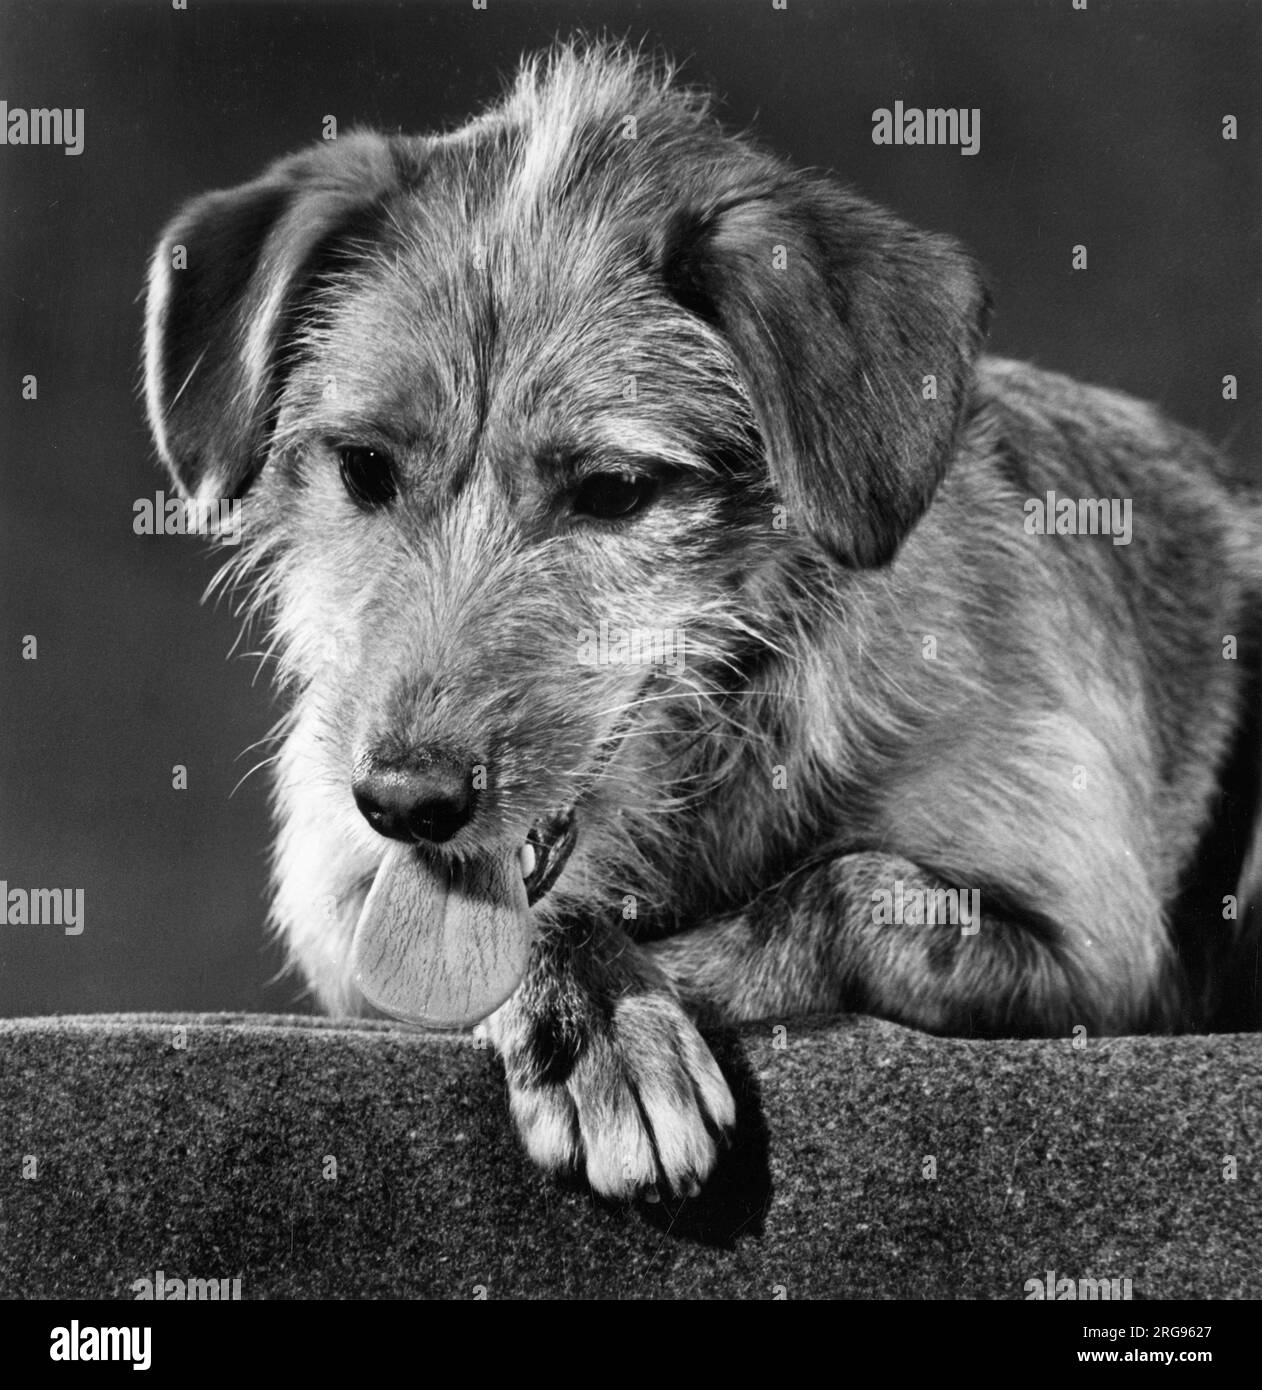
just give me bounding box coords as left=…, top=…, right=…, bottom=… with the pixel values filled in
left=498, top=990, right=736, bottom=1201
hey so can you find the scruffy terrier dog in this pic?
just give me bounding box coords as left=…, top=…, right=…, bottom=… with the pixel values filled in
left=144, top=43, right=1261, bottom=1199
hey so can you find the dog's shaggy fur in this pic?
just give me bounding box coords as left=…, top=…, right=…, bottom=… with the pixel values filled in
left=144, top=42, right=1262, bottom=1198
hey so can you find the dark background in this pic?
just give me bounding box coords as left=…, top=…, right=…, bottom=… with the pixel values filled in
left=1, top=0, right=1258, bottom=1017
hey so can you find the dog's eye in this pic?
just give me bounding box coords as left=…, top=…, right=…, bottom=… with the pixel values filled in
left=337, top=445, right=398, bottom=509
left=572, top=472, right=659, bottom=521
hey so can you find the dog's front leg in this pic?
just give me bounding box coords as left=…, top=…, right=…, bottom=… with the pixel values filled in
left=479, top=919, right=736, bottom=1201
left=648, top=852, right=1171, bottom=1038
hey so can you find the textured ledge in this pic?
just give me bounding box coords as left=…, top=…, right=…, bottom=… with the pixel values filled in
left=0, top=1012, right=1258, bottom=1299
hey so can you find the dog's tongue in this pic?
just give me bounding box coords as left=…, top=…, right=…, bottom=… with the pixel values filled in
left=351, top=842, right=535, bottom=1029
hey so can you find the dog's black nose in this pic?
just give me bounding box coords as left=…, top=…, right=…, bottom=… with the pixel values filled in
left=352, top=749, right=475, bottom=844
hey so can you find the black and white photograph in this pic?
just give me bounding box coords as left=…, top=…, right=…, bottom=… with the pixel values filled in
left=0, top=0, right=1259, bottom=1340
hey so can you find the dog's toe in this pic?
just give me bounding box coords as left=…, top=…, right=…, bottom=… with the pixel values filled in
left=509, top=1081, right=581, bottom=1176
left=534, top=992, right=735, bottom=1201
left=570, top=1047, right=663, bottom=1198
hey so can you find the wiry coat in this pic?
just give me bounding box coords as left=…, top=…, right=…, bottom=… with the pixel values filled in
left=144, top=42, right=1262, bottom=1198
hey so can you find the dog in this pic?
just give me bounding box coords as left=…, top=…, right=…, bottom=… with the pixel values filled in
left=143, top=41, right=1262, bottom=1200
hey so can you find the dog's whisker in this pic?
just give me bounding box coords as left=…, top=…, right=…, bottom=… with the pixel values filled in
left=234, top=728, right=286, bottom=762
left=229, top=753, right=283, bottom=800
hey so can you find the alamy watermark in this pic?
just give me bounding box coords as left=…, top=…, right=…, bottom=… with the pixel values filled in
left=133, top=490, right=241, bottom=545
left=131, top=1269, right=242, bottom=1301
left=1025, top=1270, right=1133, bottom=1300
left=871, top=880, right=980, bottom=935
left=1023, top=491, right=1133, bottom=546
left=871, top=102, right=980, bottom=156
left=0, top=882, right=83, bottom=935
left=0, top=101, right=84, bottom=156
left=50, top=1324, right=150, bottom=1370
left=577, top=619, right=686, bottom=675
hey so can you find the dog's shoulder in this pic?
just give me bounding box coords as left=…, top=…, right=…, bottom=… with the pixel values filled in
left=974, top=355, right=1184, bottom=454
left=966, top=355, right=1243, bottom=501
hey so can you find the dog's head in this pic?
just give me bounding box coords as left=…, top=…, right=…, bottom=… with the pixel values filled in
left=143, top=42, right=989, bottom=1022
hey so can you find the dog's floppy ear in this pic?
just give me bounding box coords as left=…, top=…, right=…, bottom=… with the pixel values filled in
left=663, top=175, right=990, bottom=567
left=143, top=135, right=403, bottom=500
